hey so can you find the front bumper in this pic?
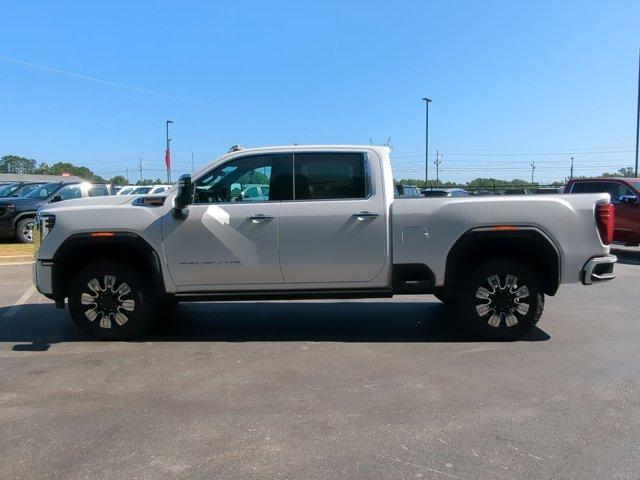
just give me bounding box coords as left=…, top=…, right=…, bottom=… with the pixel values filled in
left=32, top=260, right=54, bottom=296
left=582, top=255, right=617, bottom=285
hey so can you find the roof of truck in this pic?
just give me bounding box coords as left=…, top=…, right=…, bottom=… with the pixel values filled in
left=225, top=144, right=391, bottom=154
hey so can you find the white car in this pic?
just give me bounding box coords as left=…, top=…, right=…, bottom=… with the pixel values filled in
left=116, top=186, right=137, bottom=195
left=147, top=185, right=172, bottom=195
left=32, top=145, right=616, bottom=340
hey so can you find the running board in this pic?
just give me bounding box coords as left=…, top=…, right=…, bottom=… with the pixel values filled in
left=173, top=289, right=393, bottom=302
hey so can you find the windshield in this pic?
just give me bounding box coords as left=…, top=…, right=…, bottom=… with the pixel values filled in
left=133, top=187, right=152, bottom=194
left=24, top=182, right=61, bottom=199
left=0, top=184, right=18, bottom=197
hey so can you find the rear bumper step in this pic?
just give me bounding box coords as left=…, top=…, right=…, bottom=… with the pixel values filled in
left=582, top=255, right=617, bottom=285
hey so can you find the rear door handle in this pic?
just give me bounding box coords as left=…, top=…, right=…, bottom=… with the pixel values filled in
left=352, top=212, right=379, bottom=220
left=247, top=214, right=274, bottom=222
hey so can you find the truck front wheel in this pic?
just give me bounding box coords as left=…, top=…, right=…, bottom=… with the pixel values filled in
left=453, top=259, right=544, bottom=341
left=68, top=262, right=153, bottom=340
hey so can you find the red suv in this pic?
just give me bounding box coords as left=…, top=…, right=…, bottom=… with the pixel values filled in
left=564, top=177, right=640, bottom=245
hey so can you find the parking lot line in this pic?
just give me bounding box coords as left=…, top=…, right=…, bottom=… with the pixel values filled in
left=2, top=284, right=36, bottom=317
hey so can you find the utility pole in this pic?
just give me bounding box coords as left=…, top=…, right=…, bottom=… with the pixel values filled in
left=138, top=157, right=149, bottom=183
left=422, top=98, right=432, bottom=186
left=434, top=150, right=443, bottom=182
left=166, top=120, right=173, bottom=183
left=191, top=152, right=195, bottom=173
left=570, top=157, right=574, bottom=180
left=126, top=168, right=129, bottom=184
left=530, top=160, right=536, bottom=184
left=635, top=48, right=639, bottom=178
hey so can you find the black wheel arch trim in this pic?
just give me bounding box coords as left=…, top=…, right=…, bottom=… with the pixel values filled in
left=12, top=211, right=38, bottom=227
left=50, top=232, right=167, bottom=301
left=442, top=226, right=562, bottom=299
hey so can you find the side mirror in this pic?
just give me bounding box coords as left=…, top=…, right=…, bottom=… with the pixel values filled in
left=50, top=195, right=63, bottom=203
left=619, top=195, right=639, bottom=205
left=174, top=174, right=193, bottom=213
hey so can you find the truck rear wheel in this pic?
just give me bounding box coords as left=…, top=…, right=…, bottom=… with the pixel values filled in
left=453, top=259, right=544, bottom=341
left=68, top=261, right=153, bottom=340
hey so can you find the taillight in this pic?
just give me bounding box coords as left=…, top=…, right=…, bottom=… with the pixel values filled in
left=595, top=203, right=614, bottom=245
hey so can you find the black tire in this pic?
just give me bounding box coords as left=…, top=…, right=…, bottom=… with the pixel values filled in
left=68, top=261, right=154, bottom=340
left=452, top=259, right=544, bottom=341
left=15, top=218, right=35, bottom=243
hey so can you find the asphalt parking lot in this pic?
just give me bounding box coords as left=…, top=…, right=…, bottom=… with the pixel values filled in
left=1, top=250, right=639, bottom=480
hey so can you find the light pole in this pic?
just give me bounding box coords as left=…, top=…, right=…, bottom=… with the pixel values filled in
left=166, top=120, right=173, bottom=183
left=139, top=156, right=149, bottom=183
left=422, top=98, right=432, bottom=186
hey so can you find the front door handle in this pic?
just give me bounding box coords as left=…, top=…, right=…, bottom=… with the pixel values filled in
left=352, top=212, right=380, bottom=220
left=247, top=214, right=274, bottom=223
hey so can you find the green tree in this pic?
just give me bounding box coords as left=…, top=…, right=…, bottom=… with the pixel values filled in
left=108, top=175, right=127, bottom=185
left=0, top=155, right=37, bottom=174
left=136, top=178, right=164, bottom=185
left=602, top=166, right=634, bottom=178
left=47, top=162, right=106, bottom=183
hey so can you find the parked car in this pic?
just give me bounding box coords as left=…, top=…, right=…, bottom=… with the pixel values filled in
left=33, top=145, right=615, bottom=341
left=116, top=186, right=138, bottom=195
left=421, top=187, right=470, bottom=197
left=147, top=185, right=172, bottom=195
left=0, top=182, right=48, bottom=198
left=239, top=184, right=270, bottom=201
left=394, top=184, right=422, bottom=198
left=0, top=181, right=110, bottom=243
left=130, top=186, right=153, bottom=195
left=564, top=177, right=640, bottom=245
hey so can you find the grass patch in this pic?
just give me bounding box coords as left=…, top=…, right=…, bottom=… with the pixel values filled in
left=0, top=242, right=35, bottom=257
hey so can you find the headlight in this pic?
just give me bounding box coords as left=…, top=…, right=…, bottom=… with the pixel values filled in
left=36, top=214, right=56, bottom=244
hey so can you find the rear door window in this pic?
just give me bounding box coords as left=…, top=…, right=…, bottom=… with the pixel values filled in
left=293, top=152, right=368, bottom=200
left=56, top=184, right=83, bottom=201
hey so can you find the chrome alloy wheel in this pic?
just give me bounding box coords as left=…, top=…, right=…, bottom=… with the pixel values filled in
left=81, top=275, right=135, bottom=329
left=474, top=274, right=530, bottom=328
left=22, top=222, right=34, bottom=242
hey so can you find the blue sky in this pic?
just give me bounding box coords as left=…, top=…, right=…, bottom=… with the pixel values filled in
left=0, top=0, right=639, bottom=184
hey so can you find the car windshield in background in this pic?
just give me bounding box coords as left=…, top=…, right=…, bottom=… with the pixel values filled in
left=133, top=187, right=152, bottom=194
left=0, top=184, right=18, bottom=196
left=24, top=182, right=61, bottom=199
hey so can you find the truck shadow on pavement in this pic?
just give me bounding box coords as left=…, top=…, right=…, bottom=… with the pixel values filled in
left=0, top=301, right=550, bottom=352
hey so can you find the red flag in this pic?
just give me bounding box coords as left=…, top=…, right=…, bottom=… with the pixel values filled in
left=164, top=147, right=171, bottom=170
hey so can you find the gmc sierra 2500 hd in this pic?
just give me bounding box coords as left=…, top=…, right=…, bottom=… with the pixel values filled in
left=32, top=145, right=617, bottom=340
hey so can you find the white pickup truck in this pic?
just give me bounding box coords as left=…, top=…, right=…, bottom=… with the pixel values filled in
left=33, top=145, right=617, bottom=340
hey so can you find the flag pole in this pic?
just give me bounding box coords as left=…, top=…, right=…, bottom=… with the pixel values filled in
left=166, top=120, right=173, bottom=183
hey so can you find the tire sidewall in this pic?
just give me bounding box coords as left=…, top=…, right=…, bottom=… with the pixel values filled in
left=68, top=261, right=152, bottom=340
left=454, top=259, right=543, bottom=341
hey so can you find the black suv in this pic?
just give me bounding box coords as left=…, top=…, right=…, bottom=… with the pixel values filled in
left=0, top=181, right=111, bottom=243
